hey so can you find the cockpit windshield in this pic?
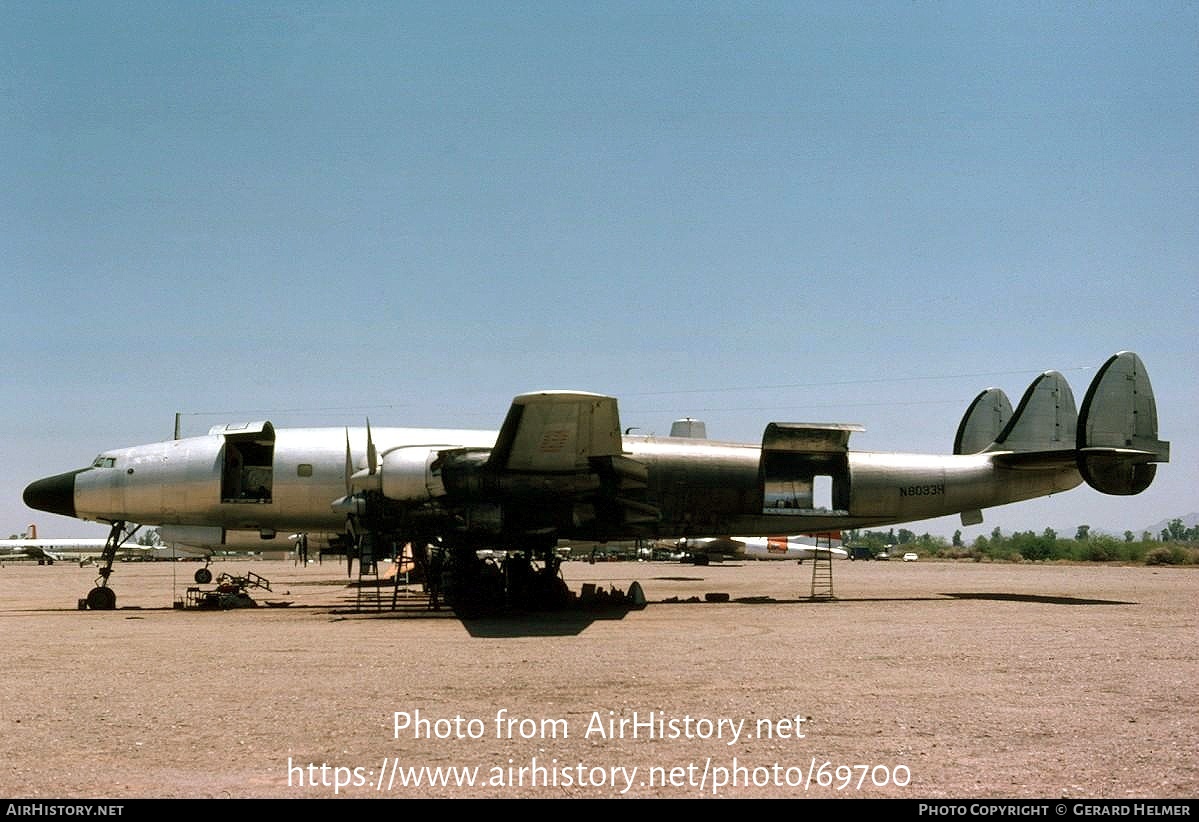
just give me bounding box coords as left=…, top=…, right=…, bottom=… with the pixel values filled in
left=91, top=455, right=117, bottom=468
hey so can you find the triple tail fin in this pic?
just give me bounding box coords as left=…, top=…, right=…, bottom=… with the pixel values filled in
left=954, top=352, right=1169, bottom=496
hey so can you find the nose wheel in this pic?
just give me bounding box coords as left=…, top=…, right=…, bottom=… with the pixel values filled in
left=85, top=586, right=117, bottom=611
left=78, top=521, right=140, bottom=610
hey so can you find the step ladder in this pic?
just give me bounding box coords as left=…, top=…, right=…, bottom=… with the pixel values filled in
left=355, top=533, right=384, bottom=612
left=808, top=532, right=836, bottom=600
left=355, top=536, right=414, bottom=612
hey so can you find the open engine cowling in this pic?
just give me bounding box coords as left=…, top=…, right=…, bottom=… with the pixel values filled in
left=378, top=446, right=449, bottom=502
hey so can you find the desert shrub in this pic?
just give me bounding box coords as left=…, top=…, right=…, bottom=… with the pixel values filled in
left=1011, top=531, right=1053, bottom=561
left=1145, top=546, right=1182, bottom=566
left=1080, top=535, right=1123, bottom=562
left=935, top=546, right=980, bottom=560
left=1123, top=541, right=1148, bottom=563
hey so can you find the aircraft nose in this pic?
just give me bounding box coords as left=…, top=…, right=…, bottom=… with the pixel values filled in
left=23, top=470, right=83, bottom=518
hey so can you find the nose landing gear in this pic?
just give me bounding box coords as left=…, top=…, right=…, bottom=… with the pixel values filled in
left=78, top=521, right=140, bottom=610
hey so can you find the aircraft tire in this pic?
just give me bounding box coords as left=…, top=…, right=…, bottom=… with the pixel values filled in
left=531, top=568, right=571, bottom=611
left=86, top=586, right=117, bottom=611
left=442, top=549, right=504, bottom=618
left=194, top=568, right=213, bottom=584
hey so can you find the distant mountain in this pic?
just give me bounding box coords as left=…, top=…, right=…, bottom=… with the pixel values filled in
left=1141, top=513, right=1199, bottom=537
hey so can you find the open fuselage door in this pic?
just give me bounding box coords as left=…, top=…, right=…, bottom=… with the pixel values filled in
left=217, top=422, right=276, bottom=504
left=760, top=423, right=859, bottom=516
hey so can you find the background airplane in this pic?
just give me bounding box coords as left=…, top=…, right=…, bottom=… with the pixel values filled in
left=23, top=351, right=1169, bottom=613
left=0, top=524, right=223, bottom=564
left=0, top=524, right=110, bottom=564
left=679, top=533, right=849, bottom=563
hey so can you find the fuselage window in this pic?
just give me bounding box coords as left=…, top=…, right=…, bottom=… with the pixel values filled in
left=297, top=464, right=313, bottom=477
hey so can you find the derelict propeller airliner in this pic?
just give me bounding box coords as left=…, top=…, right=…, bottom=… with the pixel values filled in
left=23, top=351, right=1168, bottom=613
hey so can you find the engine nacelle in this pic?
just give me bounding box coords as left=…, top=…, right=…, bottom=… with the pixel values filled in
left=379, top=446, right=448, bottom=502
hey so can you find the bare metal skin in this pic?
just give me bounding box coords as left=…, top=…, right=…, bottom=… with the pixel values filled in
left=23, top=352, right=1168, bottom=611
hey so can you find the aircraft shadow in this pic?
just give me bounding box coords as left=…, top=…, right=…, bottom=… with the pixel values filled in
left=456, top=607, right=638, bottom=637
left=327, top=597, right=641, bottom=637
left=417, top=591, right=1135, bottom=636
left=34, top=585, right=1129, bottom=630
left=651, top=592, right=1136, bottom=607
left=939, top=592, right=1135, bottom=606
left=328, top=606, right=639, bottom=636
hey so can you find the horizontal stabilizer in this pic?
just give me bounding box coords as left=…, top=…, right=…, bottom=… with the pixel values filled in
left=1076, top=351, right=1169, bottom=495
left=987, top=370, right=1077, bottom=453
left=954, top=388, right=1012, bottom=454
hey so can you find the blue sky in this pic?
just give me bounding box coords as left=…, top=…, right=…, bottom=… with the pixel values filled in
left=3, top=2, right=1195, bottom=541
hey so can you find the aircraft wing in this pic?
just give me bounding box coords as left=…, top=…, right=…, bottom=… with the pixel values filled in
left=487, top=391, right=625, bottom=472
left=480, top=391, right=657, bottom=536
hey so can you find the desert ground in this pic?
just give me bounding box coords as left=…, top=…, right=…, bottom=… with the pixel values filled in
left=0, top=555, right=1195, bottom=799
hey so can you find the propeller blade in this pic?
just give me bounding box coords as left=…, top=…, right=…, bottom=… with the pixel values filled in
left=344, top=428, right=353, bottom=495
left=366, top=418, right=378, bottom=475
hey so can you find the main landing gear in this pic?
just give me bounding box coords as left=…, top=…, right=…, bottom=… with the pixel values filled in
left=437, top=536, right=572, bottom=618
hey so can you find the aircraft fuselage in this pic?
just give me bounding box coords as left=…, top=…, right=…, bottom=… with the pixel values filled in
left=33, top=425, right=1082, bottom=542
left=23, top=351, right=1168, bottom=552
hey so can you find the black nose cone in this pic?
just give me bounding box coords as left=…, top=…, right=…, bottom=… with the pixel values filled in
left=23, top=470, right=82, bottom=518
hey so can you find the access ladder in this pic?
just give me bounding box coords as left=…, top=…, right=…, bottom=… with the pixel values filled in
left=354, top=535, right=413, bottom=612
left=808, top=533, right=836, bottom=601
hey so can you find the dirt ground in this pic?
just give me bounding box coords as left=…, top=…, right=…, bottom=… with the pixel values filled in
left=0, top=556, right=1195, bottom=799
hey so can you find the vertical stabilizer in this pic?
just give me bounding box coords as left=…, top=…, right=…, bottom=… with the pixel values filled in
left=1076, top=351, right=1169, bottom=495
left=987, top=371, right=1077, bottom=452
left=954, top=388, right=1013, bottom=454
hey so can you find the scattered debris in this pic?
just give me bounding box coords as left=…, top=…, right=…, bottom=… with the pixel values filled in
left=176, top=571, right=272, bottom=611
left=577, top=581, right=647, bottom=611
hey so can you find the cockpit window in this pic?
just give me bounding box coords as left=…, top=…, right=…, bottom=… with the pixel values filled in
left=91, top=455, right=116, bottom=468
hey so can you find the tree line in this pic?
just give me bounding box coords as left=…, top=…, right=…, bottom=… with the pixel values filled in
left=844, top=518, right=1199, bottom=565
